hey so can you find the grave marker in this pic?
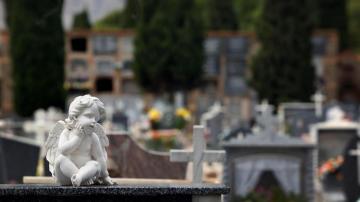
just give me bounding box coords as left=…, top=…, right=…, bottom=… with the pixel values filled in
left=170, top=125, right=225, bottom=184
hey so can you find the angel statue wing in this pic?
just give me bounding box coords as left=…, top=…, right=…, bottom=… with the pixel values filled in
left=45, top=120, right=65, bottom=176
left=94, top=123, right=109, bottom=160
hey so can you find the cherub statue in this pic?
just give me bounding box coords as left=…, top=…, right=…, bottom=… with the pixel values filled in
left=45, top=95, right=114, bottom=186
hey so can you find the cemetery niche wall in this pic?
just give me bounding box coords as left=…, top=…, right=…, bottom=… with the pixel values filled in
left=222, top=103, right=315, bottom=202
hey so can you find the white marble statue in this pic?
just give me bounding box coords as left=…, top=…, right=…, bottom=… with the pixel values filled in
left=45, top=95, right=114, bottom=186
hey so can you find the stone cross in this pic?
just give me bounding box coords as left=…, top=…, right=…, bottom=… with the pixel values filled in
left=256, top=101, right=277, bottom=136
left=349, top=142, right=360, bottom=185
left=23, top=109, right=49, bottom=145
left=312, top=91, right=325, bottom=118
left=170, top=125, right=225, bottom=184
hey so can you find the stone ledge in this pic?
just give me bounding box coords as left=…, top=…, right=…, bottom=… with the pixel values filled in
left=0, top=184, right=230, bottom=196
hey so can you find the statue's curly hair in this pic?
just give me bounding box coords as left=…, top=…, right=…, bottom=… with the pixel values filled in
left=65, top=94, right=105, bottom=129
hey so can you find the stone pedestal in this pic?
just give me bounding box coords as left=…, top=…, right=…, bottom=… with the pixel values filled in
left=0, top=184, right=229, bottom=202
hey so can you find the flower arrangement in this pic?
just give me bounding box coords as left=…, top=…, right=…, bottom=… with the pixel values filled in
left=174, top=107, right=191, bottom=129
left=144, top=107, right=192, bottom=151
left=147, top=108, right=162, bottom=130
left=318, top=155, right=344, bottom=179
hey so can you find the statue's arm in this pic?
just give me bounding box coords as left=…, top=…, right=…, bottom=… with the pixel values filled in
left=91, top=133, right=109, bottom=177
left=58, top=129, right=82, bottom=155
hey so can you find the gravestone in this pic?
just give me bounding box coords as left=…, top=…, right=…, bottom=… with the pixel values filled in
left=112, top=111, right=128, bottom=131
left=0, top=135, right=40, bottom=183
left=279, top=102, right=319, bottom=137
left=200, top=103, right=224, bottom=148
left=343, top=135, right=360, bottom=202
left=223, top=102, right=315, bottom=202
left=107, top=132, right=187, bottom=179
left=310, top=106, right=359, bottom=202
left=170, top=125, right=225, bottom=184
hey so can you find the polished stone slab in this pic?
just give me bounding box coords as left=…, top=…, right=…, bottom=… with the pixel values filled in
left=0, top=184, right=229, bottom=202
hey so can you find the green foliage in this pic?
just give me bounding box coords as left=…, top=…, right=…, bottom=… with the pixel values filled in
left=8, top=0, right=65, bottom=116
left=121, top=0, right=141, bottom=28
left=94, top=0, right=141, bottom=30
left=251, top=0, right=315, bottom=107
left=94, top=9, right=123, bottom=30
left=73, top=10, right=91, bottom=29
left=348, top=0, right=360, bottom=53
left=207, top=0, right=238, bottom=30
left=234, top=187, right=306, bottom=202
left=234, top=0, right=264, bottom=31
left=314, top=0, right=348, bottom=51
left=133, top=0, right=204, bottom=94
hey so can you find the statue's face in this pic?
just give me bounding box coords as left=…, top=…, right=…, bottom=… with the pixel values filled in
left=77, top=104, right=99, bottom=134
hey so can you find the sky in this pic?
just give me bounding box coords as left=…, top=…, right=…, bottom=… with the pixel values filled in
left=0, top=0, right=125, bottom=30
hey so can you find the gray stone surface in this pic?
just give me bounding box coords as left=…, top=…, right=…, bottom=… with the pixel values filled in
left=0, top=184, right=230, bottom=196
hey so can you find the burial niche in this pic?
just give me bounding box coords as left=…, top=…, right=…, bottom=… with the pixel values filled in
left=96, top=77, right=113, bottom=92
left=71, top=37, right=87, bottom=52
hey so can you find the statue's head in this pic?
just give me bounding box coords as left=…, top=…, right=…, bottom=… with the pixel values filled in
left=66, top=94, right=106, bottom=129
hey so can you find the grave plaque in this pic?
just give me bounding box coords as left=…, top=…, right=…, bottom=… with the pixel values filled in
left=279, top=103, right=319, bottom=137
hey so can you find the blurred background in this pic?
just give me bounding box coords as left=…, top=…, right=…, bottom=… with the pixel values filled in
left=0, top=0, right=359, bottom=201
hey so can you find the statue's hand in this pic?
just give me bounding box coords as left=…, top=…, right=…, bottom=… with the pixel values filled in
left=73, top=123, right=86, bottom=139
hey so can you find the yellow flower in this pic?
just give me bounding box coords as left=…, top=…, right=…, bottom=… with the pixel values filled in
left=176, top=107, right=191, bottom=121
left=148, top=108, right=162, bottom=122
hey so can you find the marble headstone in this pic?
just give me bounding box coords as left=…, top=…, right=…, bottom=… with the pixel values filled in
left=106, top=132, right=187, bottom=179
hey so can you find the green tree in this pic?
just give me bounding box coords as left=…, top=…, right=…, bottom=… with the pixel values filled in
left=8, top=0, right=65, bottom=116
left=251, top=0, right=315, bottom=107
left=234, top=0, right=264, bottom=31
left=121, top=0, right=141, bottom=28
left=207, top=0, right=238, bottom=30
left=133, top=0, right=204, bottom=97
left=94, top=9, right=123, bottom=30
left=348, top=0, right=360, bottom=53
left=314, top=0, right=348, bottom=51
left=94, top=0, right=141, bottom=30
left=73, top=9, right=91, bottom=29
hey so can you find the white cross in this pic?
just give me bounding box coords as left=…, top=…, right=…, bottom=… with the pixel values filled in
left=170, top=125, right=226, bottom=184
left=312, top=91, right=325, bottom=118
left=23, top=109, right=49, bottom=145
left=350, top=142, right=360, bottom=185
left=256, top=101, right=277, bottom=136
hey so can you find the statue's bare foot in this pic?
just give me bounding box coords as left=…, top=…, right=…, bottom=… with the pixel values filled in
left=102, top=176, right=115, bottom=185
left=71, top=174, right=82, bottom=187
left=83, top=177, right=95, bottom=186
